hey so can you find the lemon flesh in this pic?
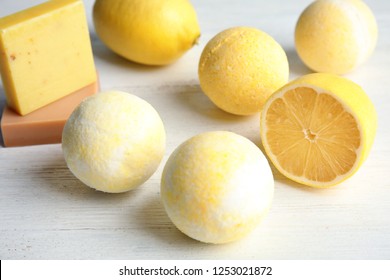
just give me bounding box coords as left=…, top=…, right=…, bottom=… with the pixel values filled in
left=295, top=0, right=377, bottom=74
left=260, top=73, right=377, bottom=187
left=198, top=27, right=289, bottom=115
left=62, top=91, right=166, bottom=193
left=93, top=0, right=200, bottom=65
left=161, top=131, right=274, bottom=244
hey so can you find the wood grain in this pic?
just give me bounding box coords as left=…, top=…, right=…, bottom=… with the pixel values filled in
left=1, top=0, right=389, bottom=259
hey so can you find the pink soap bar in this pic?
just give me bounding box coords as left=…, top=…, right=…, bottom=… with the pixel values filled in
left=1, top=81, right=99, bottom=147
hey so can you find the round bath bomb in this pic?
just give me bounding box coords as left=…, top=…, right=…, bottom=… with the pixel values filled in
left=198, top=26, right=289, bottom=115
left=295, top=0, right=378, bottom=74
left=161, top=131, right=274, bottom=244
left=62, top=91, right=166, bottom=193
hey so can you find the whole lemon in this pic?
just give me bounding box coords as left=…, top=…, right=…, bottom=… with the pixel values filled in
left=161, top=131, right=274, bottom=244
left=93, top=0, right=200, bottom=65
left=62, top=91, right=166, bottom=193
left=198, top=27, right=289, bottom=115
left=295, top=0, right=378, bottom=74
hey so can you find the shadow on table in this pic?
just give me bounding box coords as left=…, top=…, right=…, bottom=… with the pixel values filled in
left=133, top=194, right=254, bottom=256
left=169, top=83, right=256, bottom=137
left=285, top=47, right=312, bottom=77
left=0, top=86, right=6, bottom=147
left=32, top=150, right=137, bottom=203
left=133, top=194, right=200, bottom=246
left=173, top=84, right=245, bottom=121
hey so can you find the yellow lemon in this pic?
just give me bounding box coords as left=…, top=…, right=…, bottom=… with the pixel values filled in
left=260, top=73, right=377, bottom=188
left=295, top=0, right=378, bottom=74
left=93, top=0, right=200, bottom=65
left=198, top=27, right=289, bottom=115
left=62, top=91, right=166, bottom=193
left=161, top=131, right=274, bottom=244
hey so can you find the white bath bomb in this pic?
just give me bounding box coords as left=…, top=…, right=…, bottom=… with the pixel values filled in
left=161, top=131, right=274, bottom=244
left=62, top=90, right=166, bottom=193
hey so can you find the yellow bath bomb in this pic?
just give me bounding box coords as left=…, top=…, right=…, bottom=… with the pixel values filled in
left=161, top=131, right=274, bottom=244
left=198, top=27, right=289, bottom=115
left=93, top=0, right=200, bottom=65
left=62, top=91, right=166, bottom=193
left=295, top=0, right=378, bottom=74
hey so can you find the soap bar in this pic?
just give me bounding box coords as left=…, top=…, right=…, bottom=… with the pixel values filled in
left=0, top=0, right=97, bottom=115
left=1, top=81, right=99, bottom=147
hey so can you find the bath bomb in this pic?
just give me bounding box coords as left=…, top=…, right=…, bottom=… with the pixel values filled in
left=62, top=90, right=166, bottom=193
left=295, top=0, right=378, bottom=74
left=198, top=27, right=289, bottom=115
left=161, top=131, right=274, bottom=243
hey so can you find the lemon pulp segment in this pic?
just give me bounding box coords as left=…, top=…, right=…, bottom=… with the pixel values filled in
left=265, top=86, right=361, bottom=184
left=261, top=73, right=377, bottom=187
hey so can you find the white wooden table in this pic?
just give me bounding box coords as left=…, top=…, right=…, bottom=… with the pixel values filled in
left=1, top=0, right=389, bottom=259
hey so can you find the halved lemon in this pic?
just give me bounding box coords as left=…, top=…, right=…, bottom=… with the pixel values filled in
left=260, top=73, right=377, bottom=187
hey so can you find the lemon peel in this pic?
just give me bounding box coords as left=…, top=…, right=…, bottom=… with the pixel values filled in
left=93, top=0, right=200, bottom=65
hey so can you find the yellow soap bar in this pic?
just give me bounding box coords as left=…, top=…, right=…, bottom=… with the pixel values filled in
left=0, top=0, right=97, bottom=115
